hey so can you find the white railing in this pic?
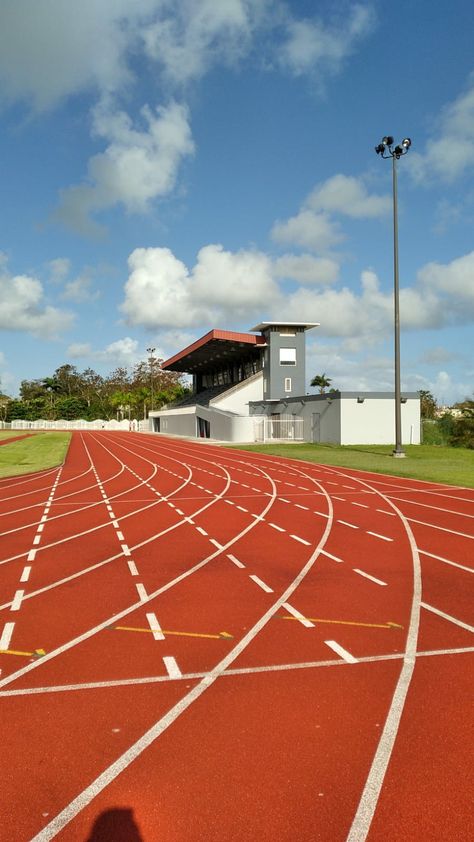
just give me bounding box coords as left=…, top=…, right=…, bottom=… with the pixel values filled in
left=9, top=418, right=146, bottom=431
left=254, top=417, right=304, bottom=442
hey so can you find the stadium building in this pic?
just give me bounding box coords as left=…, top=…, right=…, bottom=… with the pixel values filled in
left=149, top=322, right=420, bottom=445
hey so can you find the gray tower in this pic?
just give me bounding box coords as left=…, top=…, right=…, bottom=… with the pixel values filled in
left=250, top=322, right=318, bottom=401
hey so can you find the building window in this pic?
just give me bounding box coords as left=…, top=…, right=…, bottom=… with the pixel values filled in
left=284, top=377, right=292, bottom=392
left=279, top=347, right=296, bottom=365
left=279, top=330, right=295, bottom=336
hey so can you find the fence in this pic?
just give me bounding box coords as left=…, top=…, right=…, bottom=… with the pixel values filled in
left=254, top=417, right=304, bottom=442
left=5, top=419, right=149, bottom=432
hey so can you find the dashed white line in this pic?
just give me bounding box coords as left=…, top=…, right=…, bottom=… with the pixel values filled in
left=352, top=502, right=369, bottom=509
left=116, top=531, right=124, bottom=541
left=135, top=583, right=148, bottom=602
left=10, top=590, right=25, bottom=612
left=163, top=656, right=182, bottom=679
left=27, top=550, right=36, bottom=562
left=337, top=520, right=358, bottom=529
left=320, top=549, right=344, bottom=563
left=290, top=534, right=311, bottom=546
left=295, top=504, right=309, bottom=510
left=367, top=531, right=393, bottom=542
left=419, top=549, right=473, bottom=574
left=282, top=602, right=314, bottom=628
left=376, top=509, right=396, bottom=516
left=146, top=613, right=165, bottom=641
left=269, top=523, right=285, bottom=532
left=353, top=568, right=387, bottom=586
left=210, top=539, right=223, bottom=549
left=0, top=622, right=15, bottom=650
left=325, top=640, right=358, bottom=663
left=127, top=561, right=139, bottom=576
left=121, top=544, right=131, bottom=556
left=33, top=535, right=41, bottom=545
left=249, top=575, right=273, bottom=593
left=227, top=554, right=245, bottom=569
left=196, top=526, right=208, bottom=536
left=20, top=566, right=32, bottom=583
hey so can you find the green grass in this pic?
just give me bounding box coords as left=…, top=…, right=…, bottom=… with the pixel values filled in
left=226, top=443, right=474, bottom=489
left=0, top=432, right=71, bottom=478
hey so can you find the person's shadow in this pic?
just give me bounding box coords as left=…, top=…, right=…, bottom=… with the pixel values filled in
left=85, top=807, right=144, bottom=841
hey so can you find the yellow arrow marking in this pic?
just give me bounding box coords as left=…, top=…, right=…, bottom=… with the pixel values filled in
left=113, top=626, right=233, bottom=640
left=0, top=648, right=46, bottom=658
left=282, top=616, right=403, bottom=630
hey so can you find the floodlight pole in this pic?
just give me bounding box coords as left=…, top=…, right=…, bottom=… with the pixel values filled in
left=146, top=347, right=156, bottom=412
left=392, top=153, right=404, bottom=457
left=375, top=135, right=411, bottom=458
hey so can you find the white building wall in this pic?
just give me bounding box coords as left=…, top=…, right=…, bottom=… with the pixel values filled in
left=197, top=405, right=258, bottom=442
left=211, top=372, right=263, bottom=413
left=154, top=406, right=196, bottom=437
left=340, top=398, right=420, bottom=445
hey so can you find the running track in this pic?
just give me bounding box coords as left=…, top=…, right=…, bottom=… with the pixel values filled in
left=0, top=431, right=472, bottom=841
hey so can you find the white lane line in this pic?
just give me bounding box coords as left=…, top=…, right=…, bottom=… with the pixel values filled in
left=290, top=534, right=311, bottom=546
left=269, top=523, right=285, bottom=532
left=314, top=510, right=329, bottom=518
left=376, top=509, right=396, bottom=516
left=249, top=575, right=273, bottom=593
left=136, top=583, right=148, bottom=602
left=112, top=520, right=119, bottom=528
left=0, top=622, right=15, bottom=650
left=353, top=569, right=387, bottom=587
left=324, top=640, right=358, bottom=664
left=146, top=613, right=165, bottom=641
left=337, top=519, right=358, bottom=529
left=280, top=498, right=290, bottom=503
left=367, top=531, right=393, bottom=542
left=227, top=554, right=245, bottom=569
left=121, top=544, right=131, bottom=556
left=236, top=505, right=248, bottom=512
left=419, top=549, right=473, bottom=574
left=210, top=539, right=223, bottom=549
left=27, top=550, right=36, bottom=562
left=295, top=504, right=309, bottom=510
left=37, top=524, right=44, bottom=533
left=40, top=515, right=48, bottom=523
left=421, top=602, right=474, bottom=633
left=333, top=496, right=346, bottom=502
left=282, top=602, right=314, bottom=628
left=163, top=656, right=182, bottom=679
left=10, top=590, right=25, bottom=611
left=10, top=646, right=474, bottom=698
left=127, top=561, right=139, bottom=576
left=20, top=566, right=32, bottom=583
left=320, top=549, right=344, bottom=563
left=116, top=531, right=124, bottom=541
left=352, top=502, right=369, bottom=509
left=33, top=535, right=41, bottom=545
left=176, top=509, right=184, bottom=515
left=196, top=526, right=208, bottom=536
left=407, top=517, right=474, bottom=540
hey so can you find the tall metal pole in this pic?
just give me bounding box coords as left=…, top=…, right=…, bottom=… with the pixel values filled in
left=392, top=155, right=405, bottom=457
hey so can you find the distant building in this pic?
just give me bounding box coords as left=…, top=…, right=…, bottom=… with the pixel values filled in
left=149, top=322, right=420, bottom=445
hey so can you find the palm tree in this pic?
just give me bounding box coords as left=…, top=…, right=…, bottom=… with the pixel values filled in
left=310, top=373, right=332, bottom=394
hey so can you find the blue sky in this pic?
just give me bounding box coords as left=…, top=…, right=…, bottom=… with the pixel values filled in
left=1, top=0, right=473, bottom=405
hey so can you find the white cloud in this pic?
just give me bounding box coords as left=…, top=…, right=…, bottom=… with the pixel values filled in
left=0, top=265, right=74, bottom=338
left=0, top=0, right=157, bottom=111
left=121, top=244, right=280, bottom=329
left=274, top=254, right=339, bottom=285
left=48, top=258, right=71, bottom=282
left=272, top=210, right=343, bottom=252
left=62, top=275, right=100, bottom=303
left=418, top=251, right=474, bottom=315
left=407, top=76, right=474, bottom=183
left=142, top=0, right=260, bottom=86
left=279, top=4, right=375, bottom=80
left=307, top=174, right=391, bottom=218
left=56, top=100, right=194, bottom=234
left=67, top=337, right=143, bottom=367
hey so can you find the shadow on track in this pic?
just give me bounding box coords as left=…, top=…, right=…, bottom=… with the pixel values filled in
left=85, top=807, right=144, bottom=841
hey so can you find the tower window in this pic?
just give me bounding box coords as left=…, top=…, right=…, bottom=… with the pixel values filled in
left=279, top=347, right=296, bottom=365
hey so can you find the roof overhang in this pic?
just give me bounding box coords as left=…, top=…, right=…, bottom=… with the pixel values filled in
left=249, top=321, right=319, bottom=332
left=162, top=329, right=266, bottom=373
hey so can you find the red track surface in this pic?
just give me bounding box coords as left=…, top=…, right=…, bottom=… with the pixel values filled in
left=0, top=431, right=472, bottom=841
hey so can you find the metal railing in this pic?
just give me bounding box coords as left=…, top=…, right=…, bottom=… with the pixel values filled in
left=254, top=417, right=304, bottom=442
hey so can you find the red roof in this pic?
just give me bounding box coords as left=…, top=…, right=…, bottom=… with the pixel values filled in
left=162, top=329, right=266, bottom=372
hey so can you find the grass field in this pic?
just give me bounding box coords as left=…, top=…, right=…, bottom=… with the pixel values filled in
left=230, top=442, right=474, bottom=489
left=0, top=432, right=71, bottom=478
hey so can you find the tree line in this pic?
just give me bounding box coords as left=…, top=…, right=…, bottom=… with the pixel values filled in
left=0, top=358, right=189, bottom=423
